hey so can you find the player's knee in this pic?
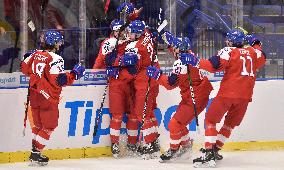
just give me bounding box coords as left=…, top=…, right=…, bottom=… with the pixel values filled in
left=224, top=121, right=238, bottom=130
left=205, top=118, right=217, bottom=129
left=111, top=113, right=123, bottom=121
left=205, top=116, right=217, bottom=125
left=42, top=128, right=54, bottom=136
left=31, top=126, right=41, bottom=134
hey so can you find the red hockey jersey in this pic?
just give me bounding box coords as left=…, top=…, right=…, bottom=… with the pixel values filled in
left=199, top=46, right=266, bottom=99
left=124, top=29, right=156, bottom=71
left=93, top=36, right=127, bottom=69
left=158, top=59, right=213, bottom=102
left=21, top=50, right=75, bottom=103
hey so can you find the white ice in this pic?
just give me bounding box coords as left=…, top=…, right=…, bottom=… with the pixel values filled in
left=0, top=151, right=283, bottom=170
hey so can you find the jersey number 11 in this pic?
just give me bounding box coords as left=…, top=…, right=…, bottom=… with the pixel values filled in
left=240, top=56, right=254, bottom=77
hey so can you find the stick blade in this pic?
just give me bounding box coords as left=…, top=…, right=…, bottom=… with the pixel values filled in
left=157, top=20, right=168, bottom=33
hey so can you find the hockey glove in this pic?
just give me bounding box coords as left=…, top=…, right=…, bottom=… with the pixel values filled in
left=71, top=64, right=85, bottom=80
left=122, top=53, right=138, bottom=66
left=146, top=66, right=162, bottom=80
left=106, top=66, right=120, bottom=79
left=179, top=53, right=199, bottom=67
left=161, top=31, right=174, bottom=46
left=208, top=55, right=221, bottom=69
left=105, top=50, right=118, bottom=66
left=117, top=2, right=134, bottom=14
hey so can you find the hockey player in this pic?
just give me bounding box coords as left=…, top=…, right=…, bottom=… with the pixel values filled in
left=146, top=35, right=213, bottom=162
left=93, top=19, right=139, bottom=158
left=121, top=20, right=161, bottom=159
left=93, top=2, right=144, bottom=158
left=180, top=29, right=266, bottom=168
left=21, top=30, right=85, bottom=166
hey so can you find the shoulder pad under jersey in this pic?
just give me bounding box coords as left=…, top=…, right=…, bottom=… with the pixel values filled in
left=49, top=52, right=65, bottom=74
left=172, top=59, right=187, bottom=75
left=125, top=41, right=141, bottom=58
left=217, top=47, right=235, bottom=60
left=102, top=38, right=117, bottom=55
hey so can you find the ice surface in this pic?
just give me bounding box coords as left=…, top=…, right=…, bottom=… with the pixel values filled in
left=0, top=151, right=283, bottom=170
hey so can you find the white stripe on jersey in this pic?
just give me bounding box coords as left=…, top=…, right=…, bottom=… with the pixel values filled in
left=254, top=49, right=262, bottom=59
left=102, top=38, right=117, bottom=55
left=125, top=41, right=140, bottom=59
left=49, top=52, right=65, bottom=74
left=217, top=47, right=235, bottom=60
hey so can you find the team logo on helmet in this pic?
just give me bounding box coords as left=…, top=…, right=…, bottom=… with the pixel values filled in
left=110, top=19, right=124, bottom=31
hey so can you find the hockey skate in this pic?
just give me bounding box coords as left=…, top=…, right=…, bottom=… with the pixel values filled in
left=125, top=143, right=139, bottom=157
left=159, top=149, right=178, bottom=163
left=193, top=148, right=216, bottom=168
left=29, top=148, right=49, bottom=166
left=159, top=139, right=193, bottom=163
left=176, top=139, right=193, bottom=159
left=214, top=145, right=223, bottom=161
left=111, top=143, right=120, bottom=158
left=140, top=139, right=160, bottom=160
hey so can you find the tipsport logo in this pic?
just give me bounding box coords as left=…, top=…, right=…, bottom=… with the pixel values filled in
left=65, top=100, right=210, bottom=144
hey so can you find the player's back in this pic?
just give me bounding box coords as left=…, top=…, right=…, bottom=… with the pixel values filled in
left=218, top=46, right=258, bottom=99
left=22, top=50, right=66, bottom=103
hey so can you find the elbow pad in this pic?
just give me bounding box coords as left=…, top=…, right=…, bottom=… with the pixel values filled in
left=56, top=73, right=68, bottom=87
left=208, top=55, right=221, bottom=69
left=168, top=73, right=178, bottom=86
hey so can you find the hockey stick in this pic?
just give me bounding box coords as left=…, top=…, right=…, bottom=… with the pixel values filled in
left=23, top=84, right=30, bottom=137
left=92, top=7, right=142, bottom=137
left=215, top=12, right=231, bottom=31
left=138, top=19, right=168, bottom=142
left=180, top=7, right=200, bottom=133
left=22, top=20, right=39, bottom=137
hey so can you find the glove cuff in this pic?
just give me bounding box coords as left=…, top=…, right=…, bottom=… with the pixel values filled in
left=70, top=70, right=78, bottom=80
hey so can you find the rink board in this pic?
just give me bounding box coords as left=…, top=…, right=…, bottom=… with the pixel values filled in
left=0, top=71, right=284, bottom=163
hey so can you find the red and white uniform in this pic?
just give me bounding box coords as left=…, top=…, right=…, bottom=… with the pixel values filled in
left=125, top=29, right=160, bottom=144
left=93, top=36, right=137, bottom=144
left=21, top=50, right=75, bottom=150
left=199, top=46, right=266, bottom=149
left=158, top=59, right=213, bottom=150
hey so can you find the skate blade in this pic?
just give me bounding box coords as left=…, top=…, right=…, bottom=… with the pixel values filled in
left=159, top=157, right=167, bottom=163
left=29, top=160, right=48, bottom=166
left=112, top=153, right=120, bottom=159
left=193, top=160, right=216, bottom=168
left=125, top=150, right=140, bottom=158
left=158, top=157, right=175, bottom=163
left=142, top=152, right=159, bottom=160
left=176, top=149, right=193, bottom=160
